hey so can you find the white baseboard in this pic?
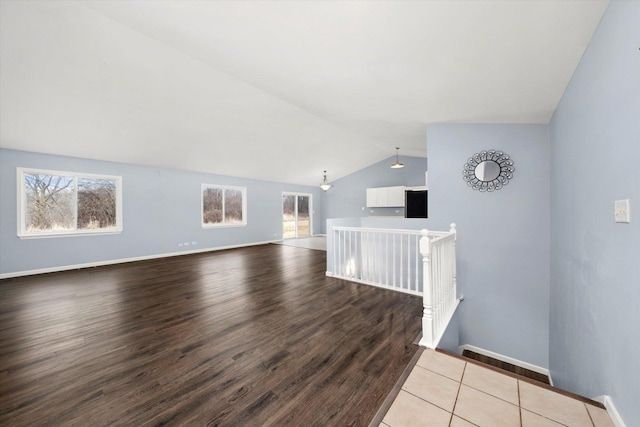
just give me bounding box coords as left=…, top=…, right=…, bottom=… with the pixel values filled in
left=0, top=240, right=278, bottom=280
left=458, top=344, right=553, bottom=386
left=592, top=395, right=626, bottom=427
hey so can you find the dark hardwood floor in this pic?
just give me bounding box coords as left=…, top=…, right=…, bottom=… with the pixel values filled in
left=0, top=244, right=422, bottom=426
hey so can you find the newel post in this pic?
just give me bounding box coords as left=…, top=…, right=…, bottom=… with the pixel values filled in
left=419, top=229, right=434, bottom=348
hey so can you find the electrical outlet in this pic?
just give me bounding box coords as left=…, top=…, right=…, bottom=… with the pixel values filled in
left=614, top=199, right=630, bottom=223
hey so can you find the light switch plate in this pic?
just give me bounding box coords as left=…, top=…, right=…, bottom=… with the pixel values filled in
left=614, top=199, right=630, bottom=223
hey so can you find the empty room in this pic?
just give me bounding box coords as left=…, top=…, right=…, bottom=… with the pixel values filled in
left=1, top=1, right=638, bottom=426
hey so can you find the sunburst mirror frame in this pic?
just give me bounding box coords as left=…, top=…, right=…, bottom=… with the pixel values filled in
left=463, top=149, right=515, bottom=192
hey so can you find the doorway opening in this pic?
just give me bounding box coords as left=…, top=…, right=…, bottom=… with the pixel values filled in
left=282, top=193, right=312, bottom=239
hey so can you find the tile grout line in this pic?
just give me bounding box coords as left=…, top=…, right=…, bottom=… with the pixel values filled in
left=448, top=361, right=467, bottom=426
left=400, top=388, right=457, bottom=417
left=519, top=381, right=581, bottom=426
left=585, top=402, right=596, bottom=427
left=456, top=377, right=521, bottom=408
left=518, top=379, right=522, bottom=427
left=417, top=363, right=464, bottom=384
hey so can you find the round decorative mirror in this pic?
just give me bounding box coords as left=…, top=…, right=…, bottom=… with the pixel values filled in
left=475, top=160, right=501, bottom=181
left=463, top=150, right=514, bottom=192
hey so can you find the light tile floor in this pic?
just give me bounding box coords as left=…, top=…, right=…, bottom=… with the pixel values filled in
left=380, top=349, right=615, bottom=427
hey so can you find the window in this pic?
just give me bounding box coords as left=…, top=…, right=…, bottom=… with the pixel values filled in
left=17, top=168, right=122, bottom=238
left=202, top=184, right=246, bottom=227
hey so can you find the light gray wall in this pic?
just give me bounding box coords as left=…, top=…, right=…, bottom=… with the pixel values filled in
left=426, top=123, right=551, bottom=368
left=359, top=217, right=427, bottom=230
left=438, top=307, right=461, bottom=355
left=549, top=0, right=640, bottom=424
left=0, top=148, right=324, bottom=276
left=322, top=155, right=427, bottom=223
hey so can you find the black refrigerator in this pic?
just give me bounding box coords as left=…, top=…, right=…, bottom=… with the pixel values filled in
left=405, top=190, right=428, bottom=218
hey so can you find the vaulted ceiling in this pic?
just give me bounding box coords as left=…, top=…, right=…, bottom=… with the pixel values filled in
left=0, top=1, right=608, bottom=185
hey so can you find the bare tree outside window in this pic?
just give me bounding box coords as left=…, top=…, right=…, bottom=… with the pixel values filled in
left=202, top=185, right=246, bottom=226
left=19, top=169, right=122, bottom=237
left=25, top=174, right=74, bottom=232
left=203, top=187, right=223, bottom=224
left=78, top=178, right=117, bottom=229
left=282, top=194, right=296, bottom=239
left=224, top=189, right=243, bottom=224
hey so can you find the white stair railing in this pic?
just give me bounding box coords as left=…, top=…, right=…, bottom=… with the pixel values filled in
left=328, top=227, right=424, bottom=295
left=327, top=223, right=460, bottom=349
left=419, top=224, right=460, bottom=349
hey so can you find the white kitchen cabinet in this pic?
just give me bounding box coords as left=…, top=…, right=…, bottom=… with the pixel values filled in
left=366, top=186, right=406, bottom=207
left=365, top=188, right=379, bottom=208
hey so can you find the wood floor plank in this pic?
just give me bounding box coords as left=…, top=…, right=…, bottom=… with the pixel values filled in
left=0, top=244, right=422, bottom=426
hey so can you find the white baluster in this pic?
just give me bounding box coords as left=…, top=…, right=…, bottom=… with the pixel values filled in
left=341, top=230, right=345, bottom=276
left=391, top=234, right=395, bottom=288
left=415, top=235, right=419, bottom=293
left=409, top=234, right=413, bottom=292
left=385, top=233, right=389, bottom=287
left=376, top=232, right=380, bottom=285
left=337, top=230, right=341, bottom=276
left=450, top=223, right=457, bottom=314
left=400, top=234, right=403, bottom=291
left=332, top=229, right=336, bottom=276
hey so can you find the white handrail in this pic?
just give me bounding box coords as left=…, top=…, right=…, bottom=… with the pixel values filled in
left=332, top=226, right=443, bottom=235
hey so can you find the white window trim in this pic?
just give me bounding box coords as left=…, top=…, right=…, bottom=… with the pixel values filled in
left=201, top=184, right=247, bottom=228
left=17, top=167, right=123, bottom=239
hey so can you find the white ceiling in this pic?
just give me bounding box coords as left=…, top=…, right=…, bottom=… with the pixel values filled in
left=0, top=0, right=608, bottom=185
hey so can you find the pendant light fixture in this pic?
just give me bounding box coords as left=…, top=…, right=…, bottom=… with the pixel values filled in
left=320, top=170, right=332, bottom=191
left=391, top=147, right=405, bottom=169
